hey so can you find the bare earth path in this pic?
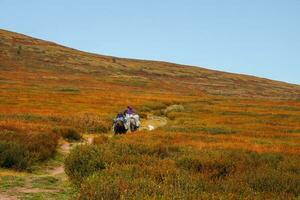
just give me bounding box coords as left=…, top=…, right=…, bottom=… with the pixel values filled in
left=0, top=114, right=167, bottom=199
left=0, top=140, right=71, bottom=200
left=140, top=115, right=168, bottom=131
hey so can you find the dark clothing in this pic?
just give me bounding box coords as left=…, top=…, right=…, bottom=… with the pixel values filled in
left=114, top=113, right=125, bottom=123
left=116, top=113, right=124, bottom=118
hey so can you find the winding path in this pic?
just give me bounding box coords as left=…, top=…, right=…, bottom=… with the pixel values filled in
left=0, top=114, right=168, bottom=199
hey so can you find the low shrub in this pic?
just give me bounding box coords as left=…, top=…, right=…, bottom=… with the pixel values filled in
left=139, top=102, right=167, bottom=112
left=110, top=142, right=180, bottom=161
left=66, top=113, right=110, bottom=133
left=25, top=131, right=59, bottom=161
left=204, top=127, right=236, bottom=134
left=77, top=171, right=165, bottom=200
left=168, top=126, right=236, bottom=134
left=243, top=152, right=283, bottom=169
left=176, top=155, right=236, bottom=179
left=138, top=112, right=147, bottom=119
left=0, top=124, right=22, bottom=133
left=57, top=87, right=80, bottom=93
left=0, top=129, right=59, bottom=168
left=65, top=138, right=300, bottom=199
left=246, top=170, right=300, bottom=196
left=93, top=135, right=109, bottom=145
left=77, top=173, right=123, bottom=200
left=77, top=165, right=209, bottom=199
left=176, top=156, right=204, bottom=172
left=64, top=145, right=107, bottom=186
left=166, top=112, right=176, bottom=120
left=53, top=127, right=81, bottom=141
left=0, top=141, right=30, bottom=170
left=88, top=124, right=109, bottom=133
left=153, top=109, right=164, bottom=116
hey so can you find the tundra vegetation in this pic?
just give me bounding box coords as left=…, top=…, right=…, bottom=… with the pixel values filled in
left=0, top=29, right=299, bottom=199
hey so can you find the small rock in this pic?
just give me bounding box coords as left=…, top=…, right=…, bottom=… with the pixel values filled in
left=148, top=125, right=154, bottom=131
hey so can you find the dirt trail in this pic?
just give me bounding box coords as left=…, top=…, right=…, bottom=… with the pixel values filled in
left=0, top=140, right=72, bottom=200
left=0, top=194, right=17, bottom=200
left=140, top=115, right=168, bottom=131
left=0, top=174, right=61, bottom=200
left=47, top=114, right=168, bottom=177
left=0, top=114, right=167, bottom=199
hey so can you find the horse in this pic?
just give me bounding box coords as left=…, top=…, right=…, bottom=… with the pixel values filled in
left=113, top=114, right=140, bottom=134
left=126, top=114, right=140, bottom=132
left=113, top=119, right=127, bottom=134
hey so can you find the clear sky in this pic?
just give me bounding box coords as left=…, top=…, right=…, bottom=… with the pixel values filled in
left=1, top=0, right=299, bottom=84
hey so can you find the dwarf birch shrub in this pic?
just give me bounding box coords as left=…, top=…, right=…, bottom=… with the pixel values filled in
left=64, top=145, right=107, bottom=186
left=0, top=141, right=30, bottom=170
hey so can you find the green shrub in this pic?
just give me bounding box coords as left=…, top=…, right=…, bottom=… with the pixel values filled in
left=88, top=124, right=109, bottom=133
left=53, top=127, right=81, bottom=141
left=153, top=109, right=164, bottom=116
left=166, top=112, right=176, bottom=120
left=17, top=45, right=22, bottom=55
left=246, top=170, right=300, bottom=196
left=77, top=173, right=122, bottom=200
left=176, top=156, right=204, bottom=172
left=0, top=129, right=59, bottom=162
left=65, top=138, right=300, bottom=199
left=0, top=141, right=30, bottom=170
left=77, top=166, right=207, bottom=199
left=57, top=87, right=80, bottom=93
left=243, top=152, right=283, bottom=169
left=176, top=155, right=236, bottom=180
left=77, top=168, right=167, bottom=200
left=139, top=102, right=167, bottom=112
left=199, top=127, right=236, bottom=134
left=111, top=143, right=180, bottom=161
left=168, top=126, right=236, bottom=134
left=64, top=145, right=106, bottom=186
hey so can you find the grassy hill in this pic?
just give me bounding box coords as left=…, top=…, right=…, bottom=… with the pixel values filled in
left=0, top=29, right=299, bottom=199
left=1, top=29, right=300, bottom=100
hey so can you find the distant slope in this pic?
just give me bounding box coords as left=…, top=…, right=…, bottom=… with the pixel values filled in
left=1, top=29, right=300, bottom=99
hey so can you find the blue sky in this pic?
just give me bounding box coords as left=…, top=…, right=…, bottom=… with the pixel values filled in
left=1, top=0, right=299, bottom=84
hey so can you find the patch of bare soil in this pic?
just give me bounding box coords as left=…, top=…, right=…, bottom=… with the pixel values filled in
left=60, top=142, right=71, bottom=154
left=15, top=188, right=59, bottom=193
left=0, top=193, right=18, bottom=200
left=140, top=115, right=168, bottom=131
left=48, top=166, right=64, bottom=176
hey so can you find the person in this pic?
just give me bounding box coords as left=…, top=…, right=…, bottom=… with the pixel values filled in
left=115, top=112, right=125, bottom=121
left=113, top=112, right=127, bottom=134
left=124, top=106, right=135, bottom=115
left=124, top=106, right=140, bottom=131
left=113, top=112, right=126, bottom=125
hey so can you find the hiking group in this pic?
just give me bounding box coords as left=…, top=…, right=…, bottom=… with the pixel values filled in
left=113, top=106, right=140, bottom=134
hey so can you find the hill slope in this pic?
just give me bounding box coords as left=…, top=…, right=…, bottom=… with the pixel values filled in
left=1, top=29, right=300, bottom=101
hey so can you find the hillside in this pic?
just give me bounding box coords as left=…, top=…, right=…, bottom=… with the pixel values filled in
left=0, top=29, right=300, bottom=199
left=1, top=29, right=300, bottom=102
